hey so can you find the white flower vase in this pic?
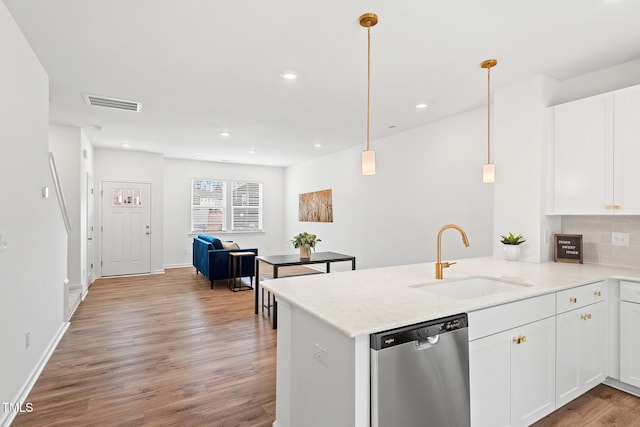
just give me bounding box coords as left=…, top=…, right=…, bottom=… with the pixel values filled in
left=503, top=244, right=521, bottom=261
left=300, top=245, right=311, bottom=259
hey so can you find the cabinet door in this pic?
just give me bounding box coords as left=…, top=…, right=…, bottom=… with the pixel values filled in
left=556, top=308, right=582, bottom=406
left=580, top=301, right=607, bottom=391
left=621, top=301, right=640, bottom=387
left=556, top=301, right=607, bottom=407
left=469, top=330, right=511, bottom=427
left=511, top=316, right=556, bottom=427
left=613, top=84, right=640, bottom=214
left=551, top=93, right=613, bottom=214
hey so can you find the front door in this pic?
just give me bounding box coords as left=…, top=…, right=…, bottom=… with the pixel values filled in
left=101, top=181, right=151, bottom=276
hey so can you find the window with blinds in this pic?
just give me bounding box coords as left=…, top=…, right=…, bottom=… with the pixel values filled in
left=231, top=181, right=263, bottom=231
left=191, top=179, right=263, bottom=233
left=191, top=179, right=226, bottom=232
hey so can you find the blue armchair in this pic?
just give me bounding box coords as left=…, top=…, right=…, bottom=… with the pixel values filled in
left=192, top=234, right=258, bottom=289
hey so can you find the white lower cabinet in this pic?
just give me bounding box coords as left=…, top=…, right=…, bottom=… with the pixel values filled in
left=621, top=281, right=640, bottom=388
left=470, top=315, right=556, bottom=427
left=556, top=300, right=607, bottom=407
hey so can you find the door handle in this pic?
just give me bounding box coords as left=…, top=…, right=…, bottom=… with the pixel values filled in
left=145, top=231, right=150, bottom=235
left=87, top=237, right=93, bottom=241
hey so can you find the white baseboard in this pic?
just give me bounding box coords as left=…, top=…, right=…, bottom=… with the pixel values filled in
left=163, top=263, right=192, bottom=269
left=1, top=322, right=69, bottom=427
left=604, top=377, right=640, bottom=397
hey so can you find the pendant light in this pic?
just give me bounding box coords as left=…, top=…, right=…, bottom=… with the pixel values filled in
left=360, top=13, right=378, bottom=175
left=481, top=59, right=497, bottom=183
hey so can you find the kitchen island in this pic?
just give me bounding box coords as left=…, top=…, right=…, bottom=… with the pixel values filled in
left=262, top=257, right=640, bottom=427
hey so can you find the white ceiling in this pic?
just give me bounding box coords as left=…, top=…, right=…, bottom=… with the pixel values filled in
left=4, top=0, right=640, bottom=167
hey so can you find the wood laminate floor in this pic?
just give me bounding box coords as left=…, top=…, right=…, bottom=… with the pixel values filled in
left=12, top=266, right=640, bottom=426
left=533, top=384, right=640, bottom=427
left=12, top=265, right=308, bottom=427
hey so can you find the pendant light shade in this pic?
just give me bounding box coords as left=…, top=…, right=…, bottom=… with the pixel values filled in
left=481, top=59, right=497, bottom=183
left=483, top=163, right=495, bottom=183
left=360, top=13, right=378, bottom=176
left=362, top=149, right=376, bottom=175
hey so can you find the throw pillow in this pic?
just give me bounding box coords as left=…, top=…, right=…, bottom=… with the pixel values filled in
left=221, top=241, right=240, bottom=250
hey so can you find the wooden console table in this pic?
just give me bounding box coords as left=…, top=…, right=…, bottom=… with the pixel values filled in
left=255, top=252, right=356, bottom=328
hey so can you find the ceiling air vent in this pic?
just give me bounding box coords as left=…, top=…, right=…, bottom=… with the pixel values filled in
left=83, top=94, right=142, bottom=112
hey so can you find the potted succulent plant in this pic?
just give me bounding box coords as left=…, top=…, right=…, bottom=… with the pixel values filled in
left=500, top=232, right=526, bottom=261
left=289, top=232, right=321, bottom=259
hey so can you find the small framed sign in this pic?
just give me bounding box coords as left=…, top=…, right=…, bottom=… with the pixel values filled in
left=554, top=234, right=583, bottom=264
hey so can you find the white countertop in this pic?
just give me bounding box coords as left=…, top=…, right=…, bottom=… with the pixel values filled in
left=261, top=257, right=640, bottom=337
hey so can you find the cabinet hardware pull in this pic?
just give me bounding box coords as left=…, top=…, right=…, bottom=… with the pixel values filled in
left=594, top=291, right=602, bottom=297
left=614, top=205, right=620, bottom=209
left=570, top=297, right=577, bottom=303
left=605, top=204, right=612, bottom=210
left=512, top=335, right=527, bottom=344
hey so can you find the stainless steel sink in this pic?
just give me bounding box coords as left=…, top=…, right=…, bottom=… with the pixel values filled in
left=411, top=277, right=532, bottom=300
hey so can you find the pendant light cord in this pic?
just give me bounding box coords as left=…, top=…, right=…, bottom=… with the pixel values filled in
left=366, top=25, right=371, bottom=151
left=487, top=65, right=491, bottom=164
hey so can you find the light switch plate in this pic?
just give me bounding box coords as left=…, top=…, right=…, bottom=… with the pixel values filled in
left=0, top=234, right=7, bottom=252
left=611, top=232, right=630, bottom=247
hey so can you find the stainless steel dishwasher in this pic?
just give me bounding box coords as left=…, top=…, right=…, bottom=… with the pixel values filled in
left=370, top=313, right=470, bottom=427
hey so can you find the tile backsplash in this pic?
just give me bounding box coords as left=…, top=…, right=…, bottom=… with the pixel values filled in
left=562, top=216, right=640, bottom=268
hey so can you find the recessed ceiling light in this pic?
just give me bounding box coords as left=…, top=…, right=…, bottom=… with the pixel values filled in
left=195, top=154, right=202, bottom=159
left=220, top=131, right=231, bottom=137
left=248, top=149, right=257, bottom=154
left=121, top=143, right=130, bottom=148
left=313, top=143, right=322, bottom=148
left=280, top=71, right=298, bottom=80
left=416, top=103, right=428, bottom=109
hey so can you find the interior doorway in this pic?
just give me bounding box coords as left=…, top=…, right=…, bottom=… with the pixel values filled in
left=86, top=172, right=95, bottom=285
left=101, top=181, right=151, bottom=276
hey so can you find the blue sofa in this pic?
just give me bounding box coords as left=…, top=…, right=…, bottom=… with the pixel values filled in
left=192, top=234, right=258, bottom=289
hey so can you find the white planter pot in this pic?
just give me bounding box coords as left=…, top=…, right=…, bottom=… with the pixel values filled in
left=503, top=245, right=521, bottom=261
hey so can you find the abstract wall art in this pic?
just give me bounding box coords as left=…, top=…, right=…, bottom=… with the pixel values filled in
left=299, top=189, right=333, bottom=222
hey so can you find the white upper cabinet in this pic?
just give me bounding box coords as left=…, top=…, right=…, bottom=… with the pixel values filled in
left=549, top=84, right=640, bottom=215
left=613, top=85, right=640, bottom=214
left=551, top=92, right=613, bottom=214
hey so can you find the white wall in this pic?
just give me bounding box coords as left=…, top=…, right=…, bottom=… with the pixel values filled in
left=285, top=107, right=495, bottom=270
left=94, top=148, right=164, bottom=274
left=48, top=125, right=95, bottom=299
left=163, top=158, right=285, bottom=267
left=492, top=75, right=563, bottom=262
left=559, top=57, right=640, bottom=104
left=49, top=125, right=81, bottom=286
left=0, top=3, right=67, bottom=424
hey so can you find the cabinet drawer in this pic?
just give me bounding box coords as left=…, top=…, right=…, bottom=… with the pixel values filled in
left=621, top=280, right=640, bottom=303
left=556, top=281, right=608, bottom=314
left=468, top=293, right=555, bottom=341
